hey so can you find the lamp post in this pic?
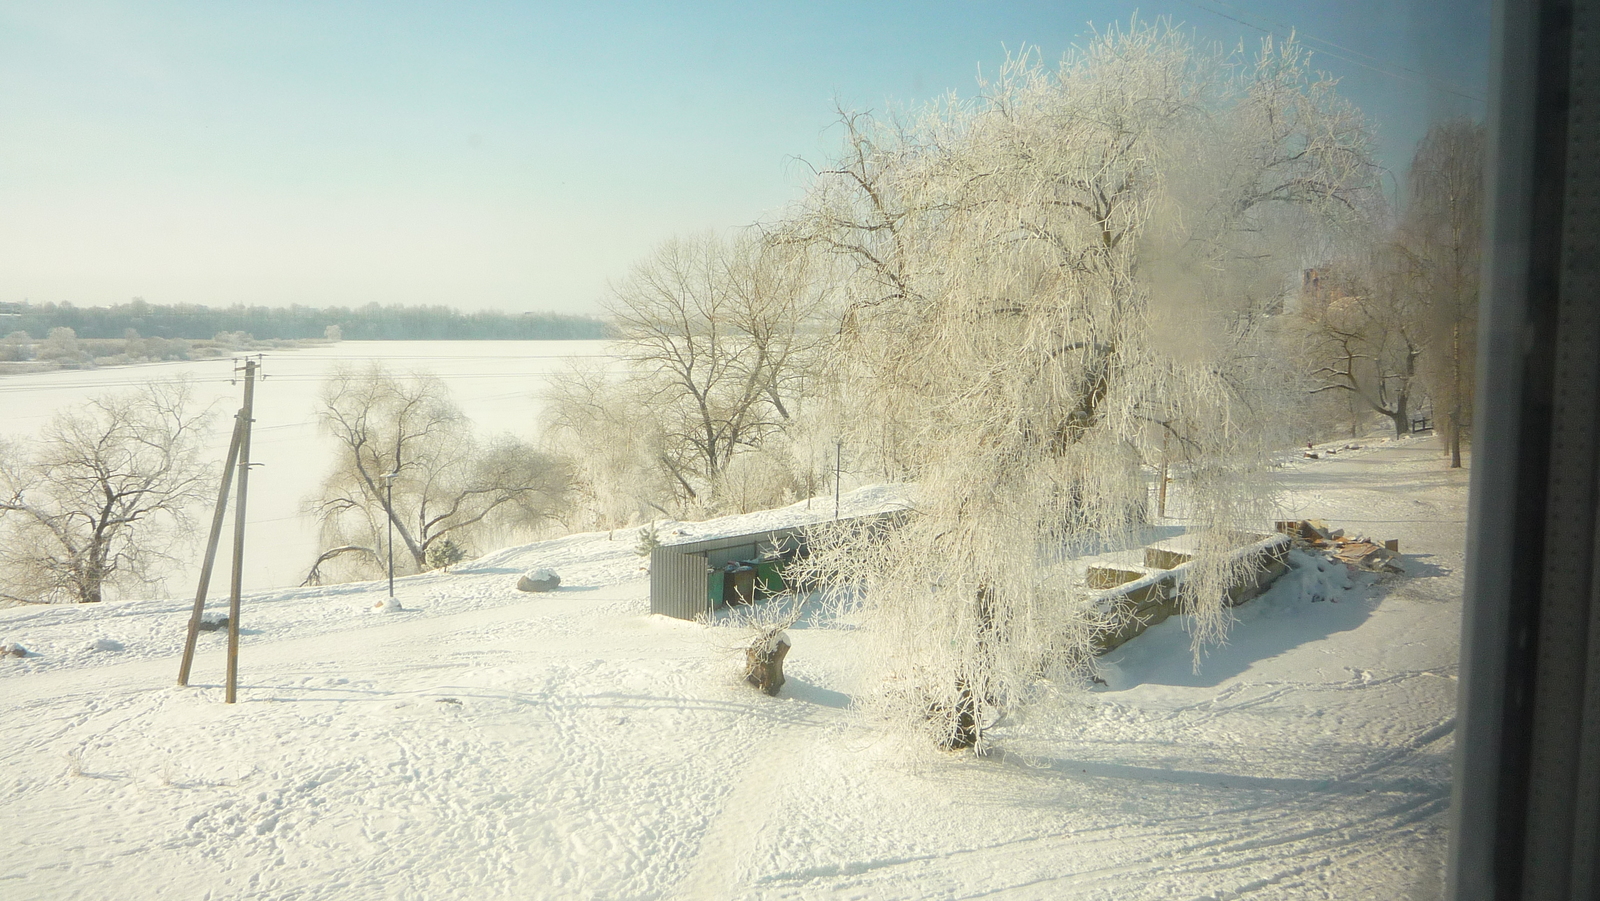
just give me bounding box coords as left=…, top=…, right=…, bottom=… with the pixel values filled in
left=382, top=471, right=398, bottom=598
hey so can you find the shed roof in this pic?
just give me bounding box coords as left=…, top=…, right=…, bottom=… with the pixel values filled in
left=653, top=484, right=912, bottom=554
left=659, top=530, right=805, bottom=556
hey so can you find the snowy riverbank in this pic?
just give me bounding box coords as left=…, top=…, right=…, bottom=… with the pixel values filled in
left=0, top=437, right=1465, bottom=900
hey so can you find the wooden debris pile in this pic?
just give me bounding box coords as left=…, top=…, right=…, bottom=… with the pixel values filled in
left=1302, top=442, right=1363, bottom=460
left=1274, top=519, right=1403, bottom=573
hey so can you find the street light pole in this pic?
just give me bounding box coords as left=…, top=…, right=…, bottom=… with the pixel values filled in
left=383, top=471, right=398, bottom=598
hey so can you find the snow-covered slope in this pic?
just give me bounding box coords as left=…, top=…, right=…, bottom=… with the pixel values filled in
left=0, top=438, right=1464, bottom=900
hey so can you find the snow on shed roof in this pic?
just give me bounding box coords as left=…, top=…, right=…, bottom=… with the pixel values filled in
left=655, top=484, right=912, bottom=553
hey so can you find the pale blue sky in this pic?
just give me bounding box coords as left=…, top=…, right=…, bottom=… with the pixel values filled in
left=0, top=1, right=1490, bottom=315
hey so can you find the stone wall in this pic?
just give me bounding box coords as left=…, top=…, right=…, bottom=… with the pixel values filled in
left=1090, top=533, right=1292, bottom=653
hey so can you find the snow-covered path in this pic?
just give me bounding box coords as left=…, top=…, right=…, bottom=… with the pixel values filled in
left=0, top=438, right=1465, bottom=900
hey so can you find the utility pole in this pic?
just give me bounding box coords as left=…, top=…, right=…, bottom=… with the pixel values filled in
left=176, top=355, right=263, bottom=700
left=225, top=357, right=259, bottom=704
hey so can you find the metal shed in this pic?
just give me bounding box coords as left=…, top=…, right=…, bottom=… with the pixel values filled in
left=648, top=510, right=908, bottom=620
left=649, top=529, right=806, bottom=620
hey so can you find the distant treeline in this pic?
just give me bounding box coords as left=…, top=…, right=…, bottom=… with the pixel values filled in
left=0, top=299, right=609, bottom=341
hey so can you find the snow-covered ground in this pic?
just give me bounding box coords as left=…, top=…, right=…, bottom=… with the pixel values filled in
left=0, top=437, right=1465, bottom=900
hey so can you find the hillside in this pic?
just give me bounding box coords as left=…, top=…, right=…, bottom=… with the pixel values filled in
left=0, top=437, right=1466, bottom=900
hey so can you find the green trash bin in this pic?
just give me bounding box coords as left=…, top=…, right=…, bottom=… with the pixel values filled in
left=755, top=560, right=786, bottom=598
left=706, top=562, right=725, bottom=609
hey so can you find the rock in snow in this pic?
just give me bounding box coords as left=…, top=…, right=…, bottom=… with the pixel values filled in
left=517, top=568, right=561, bottom=592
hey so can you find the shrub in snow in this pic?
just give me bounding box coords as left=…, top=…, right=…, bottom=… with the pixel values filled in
left=517, top=568, right=561, bottom=592
left=425, top=538, right=467, bottom=571
left=1, top=642, right=28, bottom=658
left=196, top=614, right=229, bottom=632
left=88, top=638, right=123, bottom=652
left=635, top=523, right=661, bottom=557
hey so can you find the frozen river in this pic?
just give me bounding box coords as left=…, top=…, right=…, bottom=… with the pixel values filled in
left=0, top=340, right=613, bottom=595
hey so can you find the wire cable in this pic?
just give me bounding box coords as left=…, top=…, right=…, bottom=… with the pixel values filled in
left=1166, top=0, right=1486, bottom=105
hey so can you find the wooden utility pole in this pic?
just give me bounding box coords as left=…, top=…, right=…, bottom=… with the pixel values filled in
left=177, top=412, right=245, bottom=686
left=225, top=358, right=259, bottom=704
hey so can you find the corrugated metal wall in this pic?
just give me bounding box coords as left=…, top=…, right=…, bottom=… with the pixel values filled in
left=707, top=544, right=756, bottom=569
left=649, top=546, right=710, bottom=620
left=651, top=536, right=788, bottom=620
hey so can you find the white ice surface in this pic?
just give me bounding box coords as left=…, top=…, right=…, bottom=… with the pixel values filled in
left=0, top=438, right=1464, bottom=900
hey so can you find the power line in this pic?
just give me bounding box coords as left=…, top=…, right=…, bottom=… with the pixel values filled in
left=1167, top=0, right=1486, bottom=105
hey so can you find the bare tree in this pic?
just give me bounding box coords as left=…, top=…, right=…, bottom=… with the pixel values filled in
left=544, top=231, right=828, bottom=520
left=309, top=364, right=569, bottom=582
left=1404, top=118, right=1485, bottom=467
left=539, top=361, right=679, bottom=526
left=1302, top=253, right=1427, bottom=438
left=0, top=380, right=214, bottom=603
left=787, top=23, right=1379, bottom=749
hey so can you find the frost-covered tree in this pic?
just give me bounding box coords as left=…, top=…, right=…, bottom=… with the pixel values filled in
left=0, top=331, right=31, bottom=362
left=1301, top=251, right=1428, bottom=439
left=1403, top=118, right=1484, bottom=467
left=308, top=365, right=569, bottom=582
left=539, top=360, right=677, bottom=526
left=787, top=22, right=1379, bottom=749
left=0, top=380, right=214, bottom=603
left=544, top=231, right=829, bottom=521
left=37, top=326, right=82, bottom=367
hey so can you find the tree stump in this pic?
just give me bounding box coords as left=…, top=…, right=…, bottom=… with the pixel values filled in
left=745, top=631, right=791, bottom=696
left=943, top=679, right=980, bottom=750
